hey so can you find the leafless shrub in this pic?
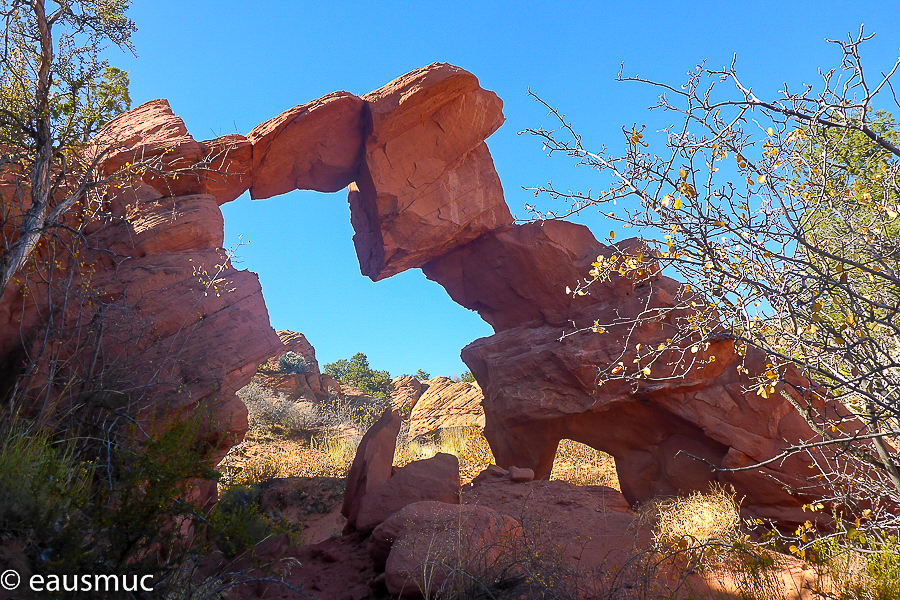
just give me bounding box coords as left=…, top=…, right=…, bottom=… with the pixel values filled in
left=524, top=26, right=900, bottom=545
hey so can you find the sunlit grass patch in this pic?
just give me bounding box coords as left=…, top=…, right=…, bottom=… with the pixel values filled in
left=219, top=437, right=360, bottom=488
left=550, top=439, right=619, bottom=490
left=395, top=425, right=494, bottom=484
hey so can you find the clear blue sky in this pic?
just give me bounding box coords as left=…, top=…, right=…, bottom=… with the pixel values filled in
left=112, top=1, right=900, bottom=378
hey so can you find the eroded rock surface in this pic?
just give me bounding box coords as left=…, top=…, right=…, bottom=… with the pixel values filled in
left=350, top=63, right=512, bottom=280
left=354, top=453, right=460, bottom=534
left=341, top=409, right=403, bottom=530
left=252, top=330, right=340, bottom=401
left=406, top=376, right=485, bottom=440
left=370, top=500, right=522, bottom=599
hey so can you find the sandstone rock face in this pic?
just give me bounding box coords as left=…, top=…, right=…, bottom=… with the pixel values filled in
left=246, top=92, right=365, bottom=198
left=341, top=409, right=403, bottom=529
left=1, top=98, right=281, bottom=459
left=406, top=376, right=485, bottom=440
left=350, top=63, right=513, bottom=280
left=252, top=330, right=340, bottom=401
left=369, top=500, right=522, bottom=599
left=342, top=408, right=462, bottom=534
left=446, top=223, right=834, bottom=524
left=2, top=60, right=843, bottom=529
left=354, top=453, right=460, bottom=534
left=390, top=375, right=423, bottom=412
left=422, top=220, right=640, bottom=331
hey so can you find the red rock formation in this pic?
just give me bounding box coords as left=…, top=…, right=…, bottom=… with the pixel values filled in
left=252, top=330, right=340, bottom=401
left=1, top=99, right=281, bottom=458
left=354, top=453, right=460, bottom=534
left=350, top=63, right=513, bottom=281
left=246, top=92, right=365, bottom=198
left=389, top=375, right=422, bottom=412
left=342, top=408, right=462, bottom=534
left=406, top=376, right=485, bottom=440
left=1, top=59, right=847, bottom=529
left=443, top=223, right=838, bottom=524
left=341, top=409, right=403, bottom=530
left=369, top=500, right=522, bottom=599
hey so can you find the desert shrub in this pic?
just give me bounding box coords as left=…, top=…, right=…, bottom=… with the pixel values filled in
left=414, top=369, right=431, bottom=381
left=277, top=351, right=308, bottom=375
left=318, top=392, right=388, bottom=433
left=323, top=352, right=393, bottom=398
left=650, top=487, right=741, bottom=550
left=450, top=371, right=476, bottom=383
left=237, top=381, right=272, bottom=404
left=800, top=514, right=900, bottom=600
left=0, top=424, right=93, bottom=555
left=642, top=486, right=743, bottom=575
left=0, top=410, right=225, bottom=594
left=207, top=485, right=271, bottom=559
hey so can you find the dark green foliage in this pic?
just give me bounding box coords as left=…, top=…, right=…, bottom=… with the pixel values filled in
left=278, top=351, right=309, bottom=374
left=323, top=352, right=393, bottom=399
left=414, top=369, right=430, bottom=381
left=0, top=411, right=223, bottom=594
left=460, top=370, right=476, bottom=383
left=208, top=485, right=271, bottom=559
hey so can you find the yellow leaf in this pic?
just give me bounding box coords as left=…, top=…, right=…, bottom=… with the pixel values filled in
left=758, top=174, right=767, bottom=184
left=767, top=127, right=774, bottom=136
left=679, top=167, right=688, bottom=179
left=642, top=366, right=651, bottom=376
left=673, top=197, right=683, bottom=210
left=609, top=231, right=615, bottom=239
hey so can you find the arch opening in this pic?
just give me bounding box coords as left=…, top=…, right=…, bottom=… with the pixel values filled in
left=549, top=438, right=620, bottom=491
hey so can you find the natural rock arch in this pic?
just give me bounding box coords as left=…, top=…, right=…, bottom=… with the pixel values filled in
left=0, top=62, right=844, bottom=524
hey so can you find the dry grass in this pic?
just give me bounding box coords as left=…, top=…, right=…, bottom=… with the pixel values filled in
left=550, top=439, right=620, bottom=490
left=395, top=425, right=494, bottom=484
left=649, top=486, right=742, bottom=550
left=219, top=437, right=360, bottom=488
left=226, top=391, right=622, bottom=492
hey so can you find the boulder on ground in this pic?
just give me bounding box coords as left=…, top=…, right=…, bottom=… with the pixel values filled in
left=369, top=500, right=521, bottom=599
left=355, top=453, right=460, bottom=533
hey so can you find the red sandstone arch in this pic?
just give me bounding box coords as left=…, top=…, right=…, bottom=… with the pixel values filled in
left=0, top=62, right=844, bottom=524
